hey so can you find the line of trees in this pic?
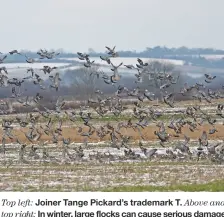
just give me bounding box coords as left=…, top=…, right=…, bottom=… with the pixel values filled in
left=3, top=46, right=224, bottom=60
left=3, top=46, right=224, bottom=69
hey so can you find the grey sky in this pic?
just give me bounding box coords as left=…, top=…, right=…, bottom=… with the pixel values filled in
left=0, top=0, right=223, bottom=52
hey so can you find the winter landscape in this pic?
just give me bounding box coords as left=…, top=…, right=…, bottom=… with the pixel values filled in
left=1, top=0, right=224, bottom=192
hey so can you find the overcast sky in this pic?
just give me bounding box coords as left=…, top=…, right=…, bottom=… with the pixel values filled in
left=0, top=0, right=223, bottom=52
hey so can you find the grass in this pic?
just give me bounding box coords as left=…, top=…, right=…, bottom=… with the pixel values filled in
left=102, top=179, right=224, bottom=192
left=0, top=112, right=185, bottom=123
left=10, top=180, right=224, bottom=192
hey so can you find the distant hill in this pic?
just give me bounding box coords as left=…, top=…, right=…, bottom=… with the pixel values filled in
left=2, top=46, right=224, bottom=68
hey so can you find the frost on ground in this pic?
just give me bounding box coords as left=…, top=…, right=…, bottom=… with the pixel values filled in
left=0, top=141, right=224, bottom=191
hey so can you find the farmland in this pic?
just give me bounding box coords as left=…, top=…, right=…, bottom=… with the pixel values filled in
left=0, top=50, right=224, bottom=192
left=0, top=100, right=224, bottom=192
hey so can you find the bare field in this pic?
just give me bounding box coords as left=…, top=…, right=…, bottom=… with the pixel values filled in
left=1, top=161, right=224, bottom=191
left=0, top=139, right=224, bottom=191
left=1, top=100, right=224, bottom=192
left=0, top=126, right=224, bottom=191
left=1, top=124, right=224, bottom=144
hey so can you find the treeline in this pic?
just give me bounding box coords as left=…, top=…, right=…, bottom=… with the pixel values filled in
left=2, top=46, right=224, bottom=60
left=3, top=46, right=224, bottom=69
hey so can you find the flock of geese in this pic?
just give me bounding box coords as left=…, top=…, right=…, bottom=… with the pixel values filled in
left=0, top=46, right=224, bottom=164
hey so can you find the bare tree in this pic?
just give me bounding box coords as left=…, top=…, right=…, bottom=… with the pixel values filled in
left=88, top=48, right=96, bottom=54
left=63, top=65, right=100, bottom=99
left=140, top=60, right=183, bottom=99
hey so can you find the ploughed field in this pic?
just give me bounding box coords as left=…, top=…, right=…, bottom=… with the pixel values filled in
left=1, top=123, right=224, bottom=143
